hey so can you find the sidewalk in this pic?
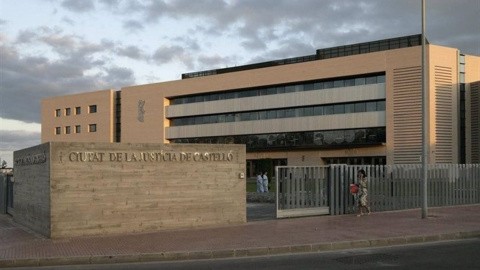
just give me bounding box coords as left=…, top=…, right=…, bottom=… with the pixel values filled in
left=1, top=204, right=479, bottom=268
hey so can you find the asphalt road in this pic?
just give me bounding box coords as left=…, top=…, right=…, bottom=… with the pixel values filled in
left=6, top=238, right=479, bottom=270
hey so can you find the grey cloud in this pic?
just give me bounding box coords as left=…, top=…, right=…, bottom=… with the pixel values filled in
left=116, top=45, right=145, bottom=60
left=61, top=0, right=95, bottom=13
left=126, top=0, right=479, bottom=58
left=196, top=55, right=236, bottom=69
left=0, top=30, right=137, bottom=123
left=0, top=130, right=41, bottom=152
left=15, top=30, right=38, bottom=44
left=99, top=0, right=121, bottom=8
left=123, top=20, right=144, bottom=32
left=152, top=45, right=186, bottom=64
left=102, top=66, right=135, bottom=87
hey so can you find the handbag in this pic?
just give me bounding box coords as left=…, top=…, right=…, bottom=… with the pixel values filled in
left=350, top=184, right=358, bottom=194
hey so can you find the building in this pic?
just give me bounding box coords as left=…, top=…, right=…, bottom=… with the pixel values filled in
left=42, top=34, right=480, bottom=177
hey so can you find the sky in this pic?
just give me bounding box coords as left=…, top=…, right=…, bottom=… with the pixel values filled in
left=0, top=0, right=479, bottom=167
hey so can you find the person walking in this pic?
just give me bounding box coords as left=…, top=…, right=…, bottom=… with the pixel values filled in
left=356, top=169, right=371, bottom=217
left=262, top=171, right=269, bottom=193
left=256, top=172, right=264, bottom=193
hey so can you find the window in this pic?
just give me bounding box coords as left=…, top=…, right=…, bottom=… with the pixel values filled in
left=355, top=78, right=366, bottom=85
left=89, top=124, right=97, bottom=132
left=285, top=85, right=295, bottom=93
left=377, top=101, right=386, bottom=111
left=55, top=109, right=61, bottom=117
left=365, top=76, right=377, bottom=84
left=324, top=81, right=334, bottom=89
left=314, top=82, right=324, bottom=90
left=334, top=104, right=345, bottom=114
left=267, top=110, right=276, bottom=119
left=55, top=127, right=61, bottom=135
left=366, top=101, right=377, bottom=112
left=75, top=107, right=81, bottom=115
left=355, top=103, right=366, bottom=112
left=333, top=80, right=344, bottom=88
left=89, top=105, right=97, bottom=113
left=75, top=125, right=81, bottom=133
left=344, top=79, right=355, bottom=87
left=304, top=107, right=314, bottom=116
left=285, top=108, right=296, bottom=118
left=65, top=108, right=71, bottom=116
left=324, top=105, right=334, bottom=115
left=313, top=106, right=324, bottom=115
left=345, top=104, right=355, bottom=113
left=65, top=126, right=71, bottom=134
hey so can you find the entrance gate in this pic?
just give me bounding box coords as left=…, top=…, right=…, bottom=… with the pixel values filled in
left=275, top=166, right=330, bottom=218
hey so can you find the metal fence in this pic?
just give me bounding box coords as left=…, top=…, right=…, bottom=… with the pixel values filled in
left=275, top=166, right=330, bottom=218
left=276, top=164, right=480, bottom=218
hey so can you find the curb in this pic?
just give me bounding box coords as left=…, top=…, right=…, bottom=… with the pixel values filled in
left=1, top=230, right=479, bottom=268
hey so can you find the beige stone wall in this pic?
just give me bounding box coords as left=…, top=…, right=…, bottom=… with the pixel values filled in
left=13, top=143, right=51, bottom=237
left=41, top=89, right=116, bottom=143
left=48, top=142, right=245, bottom=238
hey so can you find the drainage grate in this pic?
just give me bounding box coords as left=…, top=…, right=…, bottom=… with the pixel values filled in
left=335, top=253, right=400, bottom=265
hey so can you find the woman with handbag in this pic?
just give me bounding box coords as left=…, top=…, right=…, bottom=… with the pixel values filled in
left=356, top=169, right=371, bottom=217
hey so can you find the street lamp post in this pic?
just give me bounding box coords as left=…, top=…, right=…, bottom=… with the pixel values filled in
left=421, top=0, right=428, bottom=219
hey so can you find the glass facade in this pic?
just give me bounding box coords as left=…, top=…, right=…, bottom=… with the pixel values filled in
left=172, top=74, right=385, bottom=105
left=171, top=100, right=386, bottom=126
left=172, top=127, right=386, bottom=151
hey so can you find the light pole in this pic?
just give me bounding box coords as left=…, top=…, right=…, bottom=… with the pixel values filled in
left=421, top=0, right=428, bottom=219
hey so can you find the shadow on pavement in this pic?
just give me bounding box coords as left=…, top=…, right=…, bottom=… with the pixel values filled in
left=247, top=203, right=276, bottom=222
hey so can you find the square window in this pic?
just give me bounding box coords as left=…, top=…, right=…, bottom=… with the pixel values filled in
left=65, top=108, right=71, bottom=116
left=89, top=124, right=97, bottom=132
left=75, top=107, right=81, bottom=115
left=65, top=126, right=71, bottom=134
left=55, top=109, right=61, bottom=117
left=89, top=105, right=97, bottom=113
left=75, top=125, right=81, bottom=133
left=55, top=127, right=61, bottom=135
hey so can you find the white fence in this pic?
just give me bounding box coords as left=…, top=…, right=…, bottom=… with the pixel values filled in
left=276, top=164, right=480, bottom=218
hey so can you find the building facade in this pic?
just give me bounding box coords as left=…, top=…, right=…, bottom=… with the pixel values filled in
left=42, top=35, right=480, bottom=176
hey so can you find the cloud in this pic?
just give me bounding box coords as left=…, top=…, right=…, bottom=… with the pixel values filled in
left=116, top=45, right=145, bottom=60
left=123, top=20, right=144, bottom=32
left=61, top=0, right=95, bottom=13
left=0, top=130, right=41, bottom=152
left=0, top=28, right=136, bottom=124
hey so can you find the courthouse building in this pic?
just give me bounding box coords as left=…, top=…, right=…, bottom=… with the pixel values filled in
left=42, top=34, right=480, bottom=177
